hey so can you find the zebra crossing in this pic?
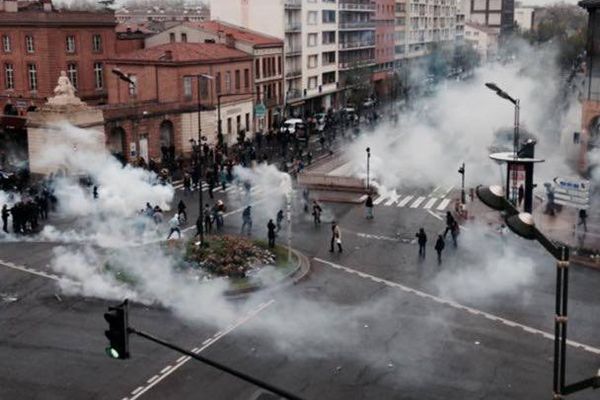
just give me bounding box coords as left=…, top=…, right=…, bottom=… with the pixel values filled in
left=361, top=189, right=453, bottom=211
left=174, top=181, right=265, bottom=197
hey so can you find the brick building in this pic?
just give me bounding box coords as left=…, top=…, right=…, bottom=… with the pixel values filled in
left=373, top=0, right=396, bottom=99
left=145, top=20, right=284, bottom=133
left=0, top=0, right=119, bottom=114
left=103, top=42, right=254, bottom=163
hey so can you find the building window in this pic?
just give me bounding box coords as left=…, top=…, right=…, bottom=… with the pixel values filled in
left=183, top=76, right=193, bottom=100
left=322, top=10, right=336, bottom=23
left=200, top=78, right=209, bottom=99
left=322, top=51, right=335, bottom=65
left=227, top=117, right=232, bottom=134
left=25, top=35, right=34, bottom=53
left=307, top=11, right=317, bottom=25
left=322, top=71, right=335, bottom=85
left=169, top=32, right=176, bottom=43
left=262, top=58, right=267, bottom=77
left=27, top=63, right=37, bottom=91
left=308, top=76, right=318, bottom=89
left=4, top=63, right=14, bottom=89
left=181, top=33, right=187, bottom=42
left=236, top=115, right=241, bottom=133
left=66, top=35, right=76, bottom=53
left=244, top=68, right=249, bottom=89
left=307, top=55, right=318, bottom=69
left=93, top=62, right=104, bottom=89
left=277, top=56, right=282, bottom=75
left=322, top=31, right=335, bottom=44
left=245, top=112, right=250, bottom=131
left=255, top=59, right=260, bottom=79
left=67, top=63, right=78, bottom=89
left=225, top=71, right=231, bottom=92
left=307, top=33, right=317, bottom=47
left=2, top=35, right=10, bottom=52
left=235, top=69, right=240, bottom=91
left=92, top=34, right=102, bottom=52
left=216, top=72, right=221, bottom=94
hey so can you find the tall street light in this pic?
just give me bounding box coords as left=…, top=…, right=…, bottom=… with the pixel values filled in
left=476, top=185, right=600, bottom=398
left=485, top=82, right=521, bottom=205
left=366, top=147, right=371, bottom=192
left=186, top=73, right=214, bottom=246
left=458, top=162, right=465, bottom=204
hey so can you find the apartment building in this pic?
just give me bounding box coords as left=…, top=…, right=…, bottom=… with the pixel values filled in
left=212, top=0, right=381, bottom=115
left=405, top=0, right=458, bottom=59
left=467, top=0, right=514, bottom=35
left=373, top=0, right=396, bottom=99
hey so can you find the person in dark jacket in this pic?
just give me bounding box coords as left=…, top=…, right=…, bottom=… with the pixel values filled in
left=416, top=228, right=427, bottom=258
left=267, top=219, right=276, bottom=248
left=435, top=235, right=445, bottom=265
left=1, top=204, right=9, bottom=233
left=443, top=211, right=455, bottom=238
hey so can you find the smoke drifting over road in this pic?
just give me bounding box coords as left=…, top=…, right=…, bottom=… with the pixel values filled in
left=348, top=41, right=577, bottom=191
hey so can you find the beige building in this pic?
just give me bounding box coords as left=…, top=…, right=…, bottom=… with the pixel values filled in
left=464, top=22, right=497, bottom=62
left=514, top=6, right=534, bottom=31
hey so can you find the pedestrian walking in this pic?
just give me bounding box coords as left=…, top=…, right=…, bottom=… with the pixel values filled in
left=443, top=211, right=455, bottom=238
left=1, top=204, right=9, bottom=233
left=167, top=214, right=181, bottom=240
left=183, top=173, right=192, bottom=196
left=152, top=205, right=163, bottom=224
left=241, top=206, right=252, bottom=236
left=93, top=185, right=98, bottom=199
left=365, top=193, right=374, bottom=219
left=204, top=204, right=212, bottom=234
left=450, top=220, right=459, bottom=248
left=177, top=200, right=187, bottom=223
left=518, top=184, right=524, bottom=207
left=276, top=209, right=284, bottom=232
left=578, top=209, right=588, bottom=232
left=330, top=221, right=342, bottom=253
left=312, top=200, right=322, bottom=226
left=267, top=219, right=276, bottom=248
left=416, top=228, right=427, bottom=258
left=435, top=235, right=445, bottom=265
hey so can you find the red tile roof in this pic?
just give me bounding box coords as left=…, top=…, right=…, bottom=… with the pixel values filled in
left=116, top=22, right=153, bottom=34
left=192, top=20, right=283, bottom=48
left=110, top=42, right=251, bottom=64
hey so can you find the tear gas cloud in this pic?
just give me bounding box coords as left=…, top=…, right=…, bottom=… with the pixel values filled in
left=348, top=41, right=577, bottom=191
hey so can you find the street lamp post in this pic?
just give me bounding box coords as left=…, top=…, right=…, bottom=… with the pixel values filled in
left=476, top=185, right=600, bottom=398
left=485, top=82, right=521, bottom=204
left=458, top=162, right=465, bottom=204
left=366, top=147, right=371, bottom=192
left=187, top=74, right=214, bottom=245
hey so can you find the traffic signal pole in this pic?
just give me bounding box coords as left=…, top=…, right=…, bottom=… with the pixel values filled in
left=104, top=301, right=303, bottom=400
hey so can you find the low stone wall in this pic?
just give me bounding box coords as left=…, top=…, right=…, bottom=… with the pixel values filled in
left=298, top=173, right=365, bottom=192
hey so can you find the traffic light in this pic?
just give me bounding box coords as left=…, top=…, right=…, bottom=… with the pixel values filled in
left=458, top=165, right=465, bottom=175
left=104, top=300, right=130, bottom=360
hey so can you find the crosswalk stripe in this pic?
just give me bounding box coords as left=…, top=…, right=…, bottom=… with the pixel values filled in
left=437, top=198, right=451, bottom=210
left=358, top=194, right=368, bottom=202
left=410, top=196, right=426, bottom=208
left=384, top=196, right=398, bottom=206
left=373, top=195, right=387, bottom=205
left=424, top=198, right=437, bottom=209
left=397, top=196, right=413, bottom=207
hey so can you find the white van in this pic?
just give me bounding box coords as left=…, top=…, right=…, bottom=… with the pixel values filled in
left=280, top=118, right=304, bottom=135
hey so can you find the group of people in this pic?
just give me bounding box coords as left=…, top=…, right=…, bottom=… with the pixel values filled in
left=415, top=211, right=460, bottom=265
left=1, top=189, right=52, bottom=235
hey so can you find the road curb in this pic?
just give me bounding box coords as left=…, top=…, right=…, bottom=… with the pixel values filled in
left=224, top=246, right=311, bottom=298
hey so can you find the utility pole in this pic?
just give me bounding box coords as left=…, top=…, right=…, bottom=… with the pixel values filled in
left=366, top=147, right=371, bottom=191
left=458, top=163, right=465, bottom=204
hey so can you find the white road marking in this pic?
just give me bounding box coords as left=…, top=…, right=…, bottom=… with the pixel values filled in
left=384, top=195, right=399, bottom=206
left=146, top=375, right=159, bottom=384
left=410, top=196, right=426, bottom=208
left=313, top=258, right=600, bottom=356
left=437, top=199, right=451, bottom=210
left=358, top=194, right=368, bottom=202
left=427, top=210, right=444, bottom=221
left=423, top=198, right=437, bottom=209
left=373, top=195, right=387, bottom=205
left=429, top=186, right=441, bottom=197
left=442, top=186, right=454, bottom=197
left=0, top=259, right=60, bottom=281
left=127, top=300, right=275, bottom=400
left=397, top=196, right=413, bottom=207
left=176, top=355, right=187, bottom=363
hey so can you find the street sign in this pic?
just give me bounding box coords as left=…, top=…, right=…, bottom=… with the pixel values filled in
left=552, top=176, right=591, bottom=209
left=254, top=103, right=266, bottom=119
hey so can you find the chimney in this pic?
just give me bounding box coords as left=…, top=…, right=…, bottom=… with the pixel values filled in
left=225, top=33, right=235, bottom=48
left=4, top=0, right=18, bottom=12
left=43, top=0, right=53, bottom=12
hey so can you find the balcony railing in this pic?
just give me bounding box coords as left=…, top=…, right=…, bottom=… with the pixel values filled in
left=284, top=0, right=301, bottom=9
left=286, top=89, right=302, bottom=101
left=338, top=21, right=376, bottom=30
left=338, top=2, right=376, bottom=12
left=285, top=22, right=301, bottom=32
left=338, top=40, right=375, bottom=50
left=338, top=59, right=376, bottom=70
left=285, top=69, right=302, bottom=78
left=285, top=45, right=302, bottom=56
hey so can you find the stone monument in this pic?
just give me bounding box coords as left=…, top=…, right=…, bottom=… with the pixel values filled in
left=27, top=71, right=106, bottom=176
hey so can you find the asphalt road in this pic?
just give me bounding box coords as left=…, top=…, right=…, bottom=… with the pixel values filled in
left=1, top=181, right=599, bottom=400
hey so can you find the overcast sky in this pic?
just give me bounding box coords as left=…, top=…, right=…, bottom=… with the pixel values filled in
left=519, top=0, right=579, bottom=6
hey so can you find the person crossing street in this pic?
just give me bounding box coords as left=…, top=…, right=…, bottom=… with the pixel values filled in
left=241, top=206, right=252, bottom=236
left=435, top=234, right=445, bottom=265
left=330, top=221, right=342, bottom=253
left=416, top=228, right=427, bottom=259
left=267, top=219, right=276, bottom=248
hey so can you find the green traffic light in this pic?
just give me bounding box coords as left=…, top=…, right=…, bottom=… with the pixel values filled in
left=106, top=347, right=120, bottom=359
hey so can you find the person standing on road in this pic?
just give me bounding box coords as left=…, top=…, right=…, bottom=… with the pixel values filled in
left=267, top=219, right=276, bottom=248
left=435, top=235, right=445, bottom=265
left=167, top=214, right=181, bottom=240
left=241, top=206, right=252, bottom=236
left=365, top=193, right=374, bottom=219
left=416, top=228, right=427, bottom=258
left=330, top=221, right=342, bottom=253
left=183, top=173, right=192, bottom=197
left=443, top=211, right=455, bottom=238
left=518, top=184, right=524, bottom=207
left=204, top=204, right=212, bottom=234
left=450, top=220, right=459, bottom=248
left=276, top=209, right=284, bottom=232
left=578, top=209, right=588, bottom=232
left=177, top=200, right=187, bottom=223
left=1, top=204, right=9, bottom=233
left=312, top=200, right=322, bottom=226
